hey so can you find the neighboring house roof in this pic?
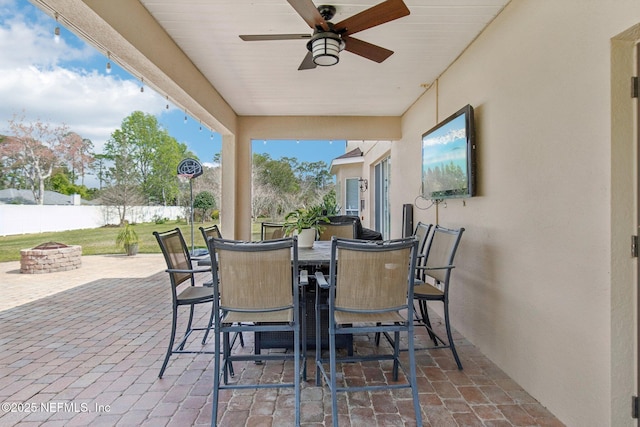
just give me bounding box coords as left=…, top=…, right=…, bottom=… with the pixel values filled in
left=330, top=148, right=364, bottom=175
left=334, top=148, right=363, bottom=160
left=0, top=189, right=88, bottom=205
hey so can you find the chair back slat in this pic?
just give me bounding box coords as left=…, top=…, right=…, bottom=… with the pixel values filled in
left=424, top=226, right=464, bottom=283
left=333, top=238, right=416, bottom=313
left=200, top=224, right=222, bottom=241
left=154, top=228, right=192, bottom=287
left=212, top=238, right=296, bottom=312
left=319, top=222, right=357, bottom=241
left=414, top=222, right=432, bottom=255
left=261, top=222, right=285, bottom=240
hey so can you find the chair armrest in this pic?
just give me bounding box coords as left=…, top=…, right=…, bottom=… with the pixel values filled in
left=299, top=269, right=309, bottom=286
left=165, top=267, right=211, bottom=274
left=416, top=265, right=455, bottom=271
left=315, top=271, right=329, bottom=289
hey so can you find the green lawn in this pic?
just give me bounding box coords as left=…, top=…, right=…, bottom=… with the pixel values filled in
left=0, top=220, right=264, bottom=263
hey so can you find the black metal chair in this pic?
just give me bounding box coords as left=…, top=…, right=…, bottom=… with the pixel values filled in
left=208, top=236, right=306, bottom=426
left=153, top=227, right=216, bottom=378
left=413, top=225, right=465, bottom=370
left=315, top=237, right=423, bottom=427
left=260, top=222, right=285, bottom=240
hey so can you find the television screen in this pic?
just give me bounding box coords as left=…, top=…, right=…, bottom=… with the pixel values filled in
left=421, top=104, right=476, bottom=199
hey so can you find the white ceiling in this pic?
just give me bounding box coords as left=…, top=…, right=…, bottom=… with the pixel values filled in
left=138, top=0, right=510, bottom=117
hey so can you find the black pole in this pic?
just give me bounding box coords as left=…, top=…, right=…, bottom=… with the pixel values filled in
left=190, top=178, right=194, bottom=255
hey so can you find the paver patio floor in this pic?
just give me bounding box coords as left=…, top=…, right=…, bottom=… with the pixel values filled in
left=0, top=255, right=564, bottom=426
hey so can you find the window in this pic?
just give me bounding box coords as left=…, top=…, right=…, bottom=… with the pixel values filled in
left=345, top=178, right=359, bottom=216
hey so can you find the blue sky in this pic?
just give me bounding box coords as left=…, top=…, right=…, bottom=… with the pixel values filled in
left=0, top=0, right=347, bottom=187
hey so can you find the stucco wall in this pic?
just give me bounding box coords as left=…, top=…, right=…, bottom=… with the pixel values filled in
left=392, top=1, right=640, bottom=426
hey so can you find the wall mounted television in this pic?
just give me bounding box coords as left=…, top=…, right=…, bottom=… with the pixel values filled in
left=421, top=104, right=476, bottom=200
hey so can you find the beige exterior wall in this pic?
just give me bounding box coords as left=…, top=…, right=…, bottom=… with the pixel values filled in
left=389, top=1, right=639, bottom=426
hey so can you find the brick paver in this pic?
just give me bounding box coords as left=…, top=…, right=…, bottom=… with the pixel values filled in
left=0, top=255, right=565, bottom=426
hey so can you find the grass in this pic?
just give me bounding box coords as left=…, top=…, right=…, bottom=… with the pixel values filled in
left=0, top=220, right=265, bottom=263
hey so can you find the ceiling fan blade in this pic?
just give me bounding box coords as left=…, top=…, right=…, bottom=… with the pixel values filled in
left=298, top=51, right=317, bottom=70
left=240, top=34, right=311, bottom=41
left=343, top=36, right=393, bottom=63
left=287, top=0, right=329, bottom=31
left=334, top=0, right=410, bottom=36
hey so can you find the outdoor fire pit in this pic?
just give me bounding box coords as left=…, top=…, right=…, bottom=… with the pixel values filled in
left=20, top=242, right=82, bottom=274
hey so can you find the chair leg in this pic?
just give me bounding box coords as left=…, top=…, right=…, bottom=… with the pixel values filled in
left=443, top=300, right=463, bottom=370
left=179, top=304, right=195, bottom=351
left=211, top=317, right=222, bottom=426
left=223, top=331, right=231, bottom=384
left=418, top=299, right=438, bottom=346
left=201, top=302, right=216, bottom=345
left=392, top=329, right=400, bottom=381
left=294, top=319, right=301, bottom=426
left=159, top=302, right=178, bottom=378
left=407, top=323, right=424, bottom=426
left=329, top=327, right=339, bottom=427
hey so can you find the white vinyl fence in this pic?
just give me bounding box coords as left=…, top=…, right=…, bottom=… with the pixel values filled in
left=0, top=205, right=184, bottom=236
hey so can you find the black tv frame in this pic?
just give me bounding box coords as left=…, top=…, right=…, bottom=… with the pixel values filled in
left=421, top=104, right=476, bottom=200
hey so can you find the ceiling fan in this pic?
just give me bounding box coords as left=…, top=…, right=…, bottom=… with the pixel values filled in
left=239, top=0, right=410, bottom=70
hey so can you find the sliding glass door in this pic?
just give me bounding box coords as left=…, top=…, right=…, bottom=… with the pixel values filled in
left=374, top=157, right=390, bottom=239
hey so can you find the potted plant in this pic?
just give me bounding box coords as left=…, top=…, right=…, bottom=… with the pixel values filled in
left=116, top=221, right=139, bottom=256
left=283, top=205, right=329, bottom=248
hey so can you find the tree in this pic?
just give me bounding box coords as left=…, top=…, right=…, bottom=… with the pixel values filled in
left=193, top=191, right=216, bottom=222
left=59, top=133, right=94, bottom=186
left=101, top=128, right=144, bottom=225
left=0, top=115, right=88, bottom=205
left=106, top=111, right=191, bottom=205
left=251, top=152, right=336, bottom=220
left=49, top=168, right=91, bottom=199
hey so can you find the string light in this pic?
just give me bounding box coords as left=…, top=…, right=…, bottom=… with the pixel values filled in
left=165, top=95, right=169, bottom=110
left=54, top=12, right=60, bottom=43
left=106, top=52, right=111, bottom=73
left=184, top=113, right=188, bottom=123
left=140, top=78, right=144, bottom=92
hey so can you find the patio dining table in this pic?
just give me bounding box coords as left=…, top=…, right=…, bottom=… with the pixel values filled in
left=197, top=240, right=351, bottom=353
left=196, top=240, right=332, bottom=266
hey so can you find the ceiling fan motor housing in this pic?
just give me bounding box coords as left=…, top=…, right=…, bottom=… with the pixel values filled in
left=317, top=5, right=337, bottom=21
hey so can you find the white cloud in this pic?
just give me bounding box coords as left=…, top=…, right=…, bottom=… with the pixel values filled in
left=0, top=3, right=165, bottom=155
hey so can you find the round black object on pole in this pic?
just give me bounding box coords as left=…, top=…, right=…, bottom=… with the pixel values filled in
left=177, top=158, right=203, bottom=178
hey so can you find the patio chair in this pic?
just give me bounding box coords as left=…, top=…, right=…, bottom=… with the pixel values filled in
left=198, top=225, right=246, bottom=347
left=196, top=225, right=220, bottom=285
left=153, top=227, right=216, bottom=378
left=414, top=221, right=433, bottom=263
left=200, top=224, right=222, bottom=241
left=317, top=220, right=357, bottom=241
left=315, top=237, right=422, bottom=427
left=208, top=236, right=306, bottom=426
left=260, top=222, right=285, bottom=240
left=375, top=221, right=432, bottom=346
left=413, top=225, right=465, bottom=370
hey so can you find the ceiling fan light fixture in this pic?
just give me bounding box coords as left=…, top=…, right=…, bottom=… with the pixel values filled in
left=308, top=31, right=342, bottom=66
